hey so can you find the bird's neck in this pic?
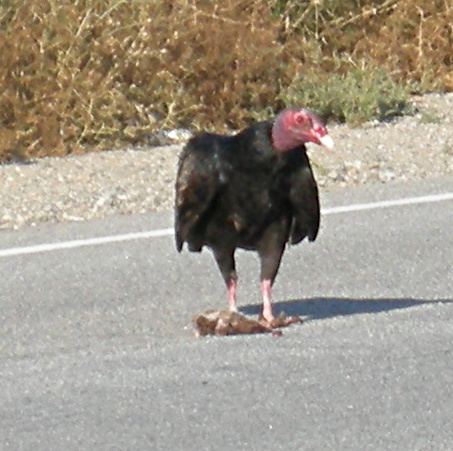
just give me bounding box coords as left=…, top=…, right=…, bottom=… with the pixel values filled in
left=271, top=117, right=301, bottom=152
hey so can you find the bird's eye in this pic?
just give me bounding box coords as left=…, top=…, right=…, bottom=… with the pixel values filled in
left=294, top=114, right=306, bottom=125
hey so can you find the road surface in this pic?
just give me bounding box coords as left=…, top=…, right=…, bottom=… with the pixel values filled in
left=1, top=176, right=453, bottom=450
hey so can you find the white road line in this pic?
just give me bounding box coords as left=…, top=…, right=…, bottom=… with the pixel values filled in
left=0, top=228, right=173, bottom=258
left=1, top=192, right=453, bottom=258
left=322, top=192, right=453, bottom=214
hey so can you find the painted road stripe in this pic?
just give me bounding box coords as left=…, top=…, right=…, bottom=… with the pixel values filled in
left=1, top=191, right=453, bottom=258
left=322, top=192, right=453, bottom=214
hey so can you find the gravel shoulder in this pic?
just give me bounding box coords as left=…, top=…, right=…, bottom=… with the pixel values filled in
left=1, top=93, right=452, bottom=230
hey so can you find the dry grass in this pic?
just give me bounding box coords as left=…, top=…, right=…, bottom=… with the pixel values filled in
left=0, top=0, right=451, bottom=161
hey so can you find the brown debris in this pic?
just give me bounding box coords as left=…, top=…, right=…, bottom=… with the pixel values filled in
left=192, top=309, right=303, bottom=337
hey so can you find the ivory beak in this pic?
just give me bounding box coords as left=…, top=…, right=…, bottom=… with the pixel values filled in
left=319, top=134, right=334, bottom=150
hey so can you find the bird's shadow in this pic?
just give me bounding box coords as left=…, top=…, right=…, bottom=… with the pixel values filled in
left=240, top=297, right=453, bottom=321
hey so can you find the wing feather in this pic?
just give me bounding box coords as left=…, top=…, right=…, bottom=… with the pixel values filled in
left=174, top=137, right=222, bottom=251
left=289, top=163, right=320, bottom=244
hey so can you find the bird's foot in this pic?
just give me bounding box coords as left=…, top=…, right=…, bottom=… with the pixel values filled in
left=259, top=312, right=304, bottom=329
left=258, top=312, right=275, bottom=328
left=259, top=301, right=275, bottom=327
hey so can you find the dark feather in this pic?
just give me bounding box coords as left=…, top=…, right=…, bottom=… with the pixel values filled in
left=175, top=120, right=319, bottom=256
left=175, top=120, right=320, bottom=300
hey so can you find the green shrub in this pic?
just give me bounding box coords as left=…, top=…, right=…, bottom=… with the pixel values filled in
left=280, top=62, right=414, bottom=124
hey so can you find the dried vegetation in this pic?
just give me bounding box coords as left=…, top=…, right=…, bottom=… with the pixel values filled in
left=0, top=0, right=452, bottom=161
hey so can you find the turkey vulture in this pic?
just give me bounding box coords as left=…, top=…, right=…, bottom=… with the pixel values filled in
left=175, top=107, right=333, bottom=325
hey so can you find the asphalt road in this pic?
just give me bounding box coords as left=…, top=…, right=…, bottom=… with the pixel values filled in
left=1, top=176, right=453, bottom=451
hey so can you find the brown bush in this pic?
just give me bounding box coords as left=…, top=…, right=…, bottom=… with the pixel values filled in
left=0, top=0, right=451, bottom=161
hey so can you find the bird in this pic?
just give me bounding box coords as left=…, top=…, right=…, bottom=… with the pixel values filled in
left=175, top=107, right=333, bottom=325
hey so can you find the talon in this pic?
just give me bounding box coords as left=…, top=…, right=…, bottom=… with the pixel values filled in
left=259, top=313, right=275, bottom=329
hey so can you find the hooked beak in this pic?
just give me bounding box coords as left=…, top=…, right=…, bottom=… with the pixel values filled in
left=318, top=134, right=334, bottom=150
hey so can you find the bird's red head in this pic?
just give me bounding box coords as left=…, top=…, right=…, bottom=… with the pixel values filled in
left=272, top=107, right=334, bottom=152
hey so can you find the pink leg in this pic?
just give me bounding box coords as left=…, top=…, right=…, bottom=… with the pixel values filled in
left=227, top=279, right=238, bottom=311
left=261, top=279, right=274, bottom=324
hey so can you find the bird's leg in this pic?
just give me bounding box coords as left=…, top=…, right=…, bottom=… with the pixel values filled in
left=227, top=279, right=238, bottom=312
left=258, top=234, right=286, bottom=326
left=261, top=279, right=274, bottom=324
left=213, top=249, right=238, bottom=312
